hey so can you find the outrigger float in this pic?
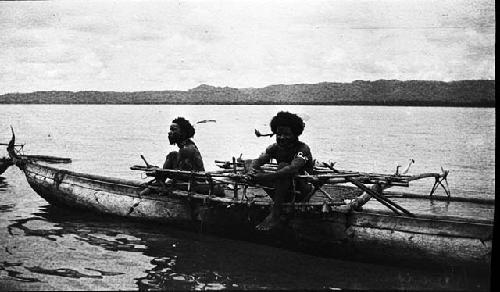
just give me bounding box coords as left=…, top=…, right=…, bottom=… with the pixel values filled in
left=4, top=130, right=493, bottom=270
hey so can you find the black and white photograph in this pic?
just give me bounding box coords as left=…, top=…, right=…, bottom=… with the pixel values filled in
left=0, top=0, right=494, bottom=290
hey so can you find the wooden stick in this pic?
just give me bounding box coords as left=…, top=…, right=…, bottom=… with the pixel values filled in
left=140, top=155, right=151, bottom=168
left=215, top=160, right=439, bottom=183
left=232, top=156, right=238, bottom=199
left=206, top=173, right=215, bottom=196
left=134, top=162, right=437, bottom=203
left=405, top=172, right=443, bottom=181
left=347, top=178, right=411, bottom=216
left=130, top=165, right=158, bottom=171
left=384, top=192, right=494, bottom=205
left=137, top=167, right=409, bottom=188
left=316, top=186, right=334, bottom=201
left=322, top=162, right=414, bottom=217
left=143, top=168, right=249, bottom=180
left=345, top=192, right=372, bottom=211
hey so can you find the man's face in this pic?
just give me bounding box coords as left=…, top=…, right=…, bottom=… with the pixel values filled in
left=276, top=126, right=297, bottom=148
left=168, top=123, right=183, bottom=145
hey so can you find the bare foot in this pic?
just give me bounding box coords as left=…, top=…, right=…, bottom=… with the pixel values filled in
left=256, top=215, right=280, bottom=231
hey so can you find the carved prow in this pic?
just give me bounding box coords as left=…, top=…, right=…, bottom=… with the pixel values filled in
left=6, top=127, right=71, bottom=164
left=7, top=126, right=18, bottom=160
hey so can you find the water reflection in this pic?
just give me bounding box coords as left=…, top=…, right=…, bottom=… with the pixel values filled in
left=7, top=211, right=149, bottom=252
left=0, top=177, right=14, bottom=214
left=0, top=261, right=40, bottom=283
left=25, top=266, right=105, bottom=279
left=0, top=177, right=9, bottom=191
left=3, top=205, right=491, bottom=291
left=0, top=204, right=14, bottom=213
left=429, top=198, right=450, bottom=214
left=139, top=260, right=231, bottom=291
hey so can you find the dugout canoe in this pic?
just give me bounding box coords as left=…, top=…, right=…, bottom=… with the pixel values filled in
left=8, top=153, right=493, bottom=270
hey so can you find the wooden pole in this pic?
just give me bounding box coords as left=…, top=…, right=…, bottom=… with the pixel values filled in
left=232, top=157, right=238, bottom=200
left=348, top=179, right=408, bottom=216
left=140, top=155, right=151, bottom=168
left=322, top=162, right=414, bottom=217
left=384, top=192, right=494, bottom=205
left=214, top=160, right=438, bottom=186
left=206, top=173, right=214, bottom=196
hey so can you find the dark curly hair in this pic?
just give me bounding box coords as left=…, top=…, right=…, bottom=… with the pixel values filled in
left=270, top=111, right=305, bottom=136
left=172, top=117, right=195, bottom=139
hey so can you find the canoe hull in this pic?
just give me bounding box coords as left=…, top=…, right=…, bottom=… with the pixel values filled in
left=287, top=214, right=492, bottom=268
left=24, top=163, right=197, bottom=223
left=21, top=162, right=492, bottom=269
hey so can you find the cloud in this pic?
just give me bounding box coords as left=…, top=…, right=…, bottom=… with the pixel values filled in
left=0, top=3, right=55, bottom=29
left=0, top=0, right=495, bottom=94
left=0, top=35, right=42, bottom=49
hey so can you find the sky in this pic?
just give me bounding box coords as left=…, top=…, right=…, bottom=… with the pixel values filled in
left=0, top=0, right=495, bottom=94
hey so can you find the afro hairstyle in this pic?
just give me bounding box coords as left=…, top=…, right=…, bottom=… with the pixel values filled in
left=269, top=111, right=305, bottom=136
left=172, top=117, right=195, bottom=139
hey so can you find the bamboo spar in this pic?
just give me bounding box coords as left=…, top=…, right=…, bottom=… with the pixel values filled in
left=129, top=160, right=449, bottom=212
left=232, top=157, right=238, bottom=199
left=215, top=161, right=442, bottom=184
left=321, top=162, right=414, bottom=216
left=132, top=164, right=436, bottom=189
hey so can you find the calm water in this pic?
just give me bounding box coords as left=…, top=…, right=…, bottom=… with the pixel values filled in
left=0, top=105, right=495, bottom=290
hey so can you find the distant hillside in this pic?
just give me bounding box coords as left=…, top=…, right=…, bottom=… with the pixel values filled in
left=0, top=80, right=495, bottom=107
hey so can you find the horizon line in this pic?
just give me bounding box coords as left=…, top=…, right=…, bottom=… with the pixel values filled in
left=0, top=79, right=495, bottom=95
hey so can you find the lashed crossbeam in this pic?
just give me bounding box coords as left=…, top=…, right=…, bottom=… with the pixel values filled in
left=131, top=157, right=451, bottom=217
left=214, top=161, right=445, bottom=187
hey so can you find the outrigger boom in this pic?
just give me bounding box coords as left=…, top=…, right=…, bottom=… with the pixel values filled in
left=131, top=157, right=450, bottom=217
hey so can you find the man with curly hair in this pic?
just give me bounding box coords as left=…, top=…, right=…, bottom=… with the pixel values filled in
left=248, top=111, right=314, bottom=231
left=163, top=117, right=205, bottom=171
left=141, top=117, right=224, bottom=197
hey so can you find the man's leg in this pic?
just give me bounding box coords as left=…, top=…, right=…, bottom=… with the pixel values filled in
left=140, top=151, right=179, bottom=195
left=140, top=151, right=178, bottom=196
left=295, top=179, right=313, bottom=202
left=256, top=162, right=293, bottom=231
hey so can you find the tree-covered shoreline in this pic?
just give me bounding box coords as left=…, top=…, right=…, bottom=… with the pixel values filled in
left=0, top=80, right=495, bottom=107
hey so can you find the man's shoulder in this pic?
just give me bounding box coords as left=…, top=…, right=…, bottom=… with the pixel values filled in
left=180, top=143, right=200, bottom=155
left=265, top=143, right=280, bottom=153
left=266, top=142, right=311, bottom=153
left=296, top=141, right=311, bottom=153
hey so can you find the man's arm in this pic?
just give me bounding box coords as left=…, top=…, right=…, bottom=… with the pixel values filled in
left=178, top=146, right=205, bottom=171
left=258, top=156, right=306, bottom=180
left=253, top=144, right=311, bottom=181
left=248, top=146, right=273, bottom=173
